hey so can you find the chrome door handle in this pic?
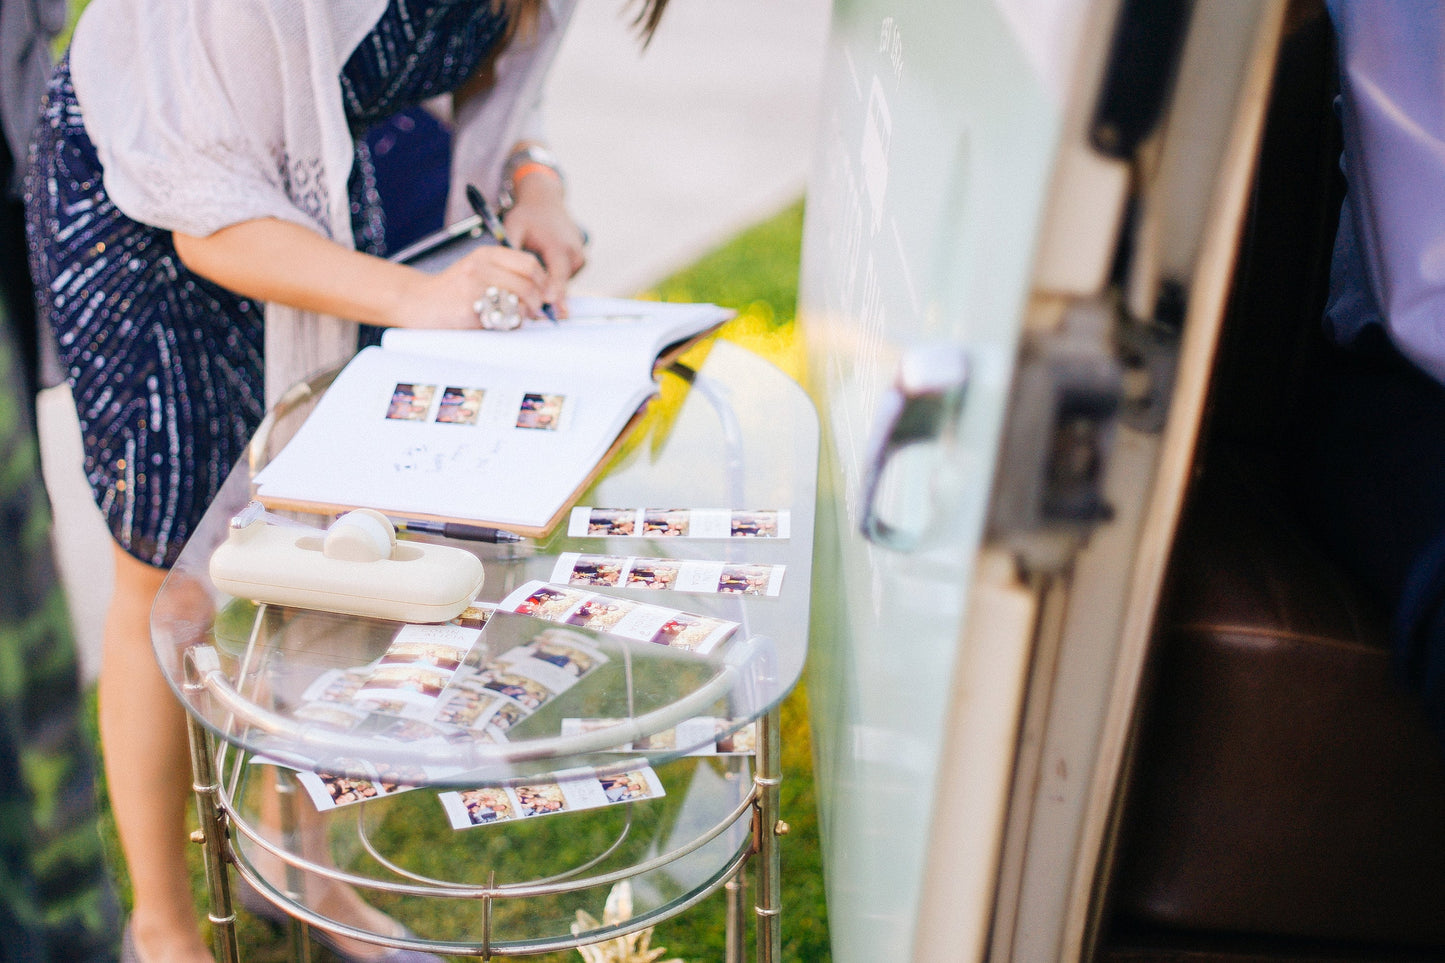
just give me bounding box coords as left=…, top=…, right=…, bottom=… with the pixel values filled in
left=860, top=345, right=970, bottom=551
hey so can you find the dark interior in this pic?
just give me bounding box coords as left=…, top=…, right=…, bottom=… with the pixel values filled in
left=1099, top=3, right=1445, bottom=961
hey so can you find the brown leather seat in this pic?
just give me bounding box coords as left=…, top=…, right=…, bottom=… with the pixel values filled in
left=1104, top=2, right=1445, bottom=955
left=1111, top=452, right=1445, bottom=948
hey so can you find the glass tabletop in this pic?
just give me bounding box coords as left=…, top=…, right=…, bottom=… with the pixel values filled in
left=152, top=340, right=818, bottom=787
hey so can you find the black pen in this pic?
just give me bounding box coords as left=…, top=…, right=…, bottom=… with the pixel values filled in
left=465, top=183, right=560, bottom=324
left=391, top=517, right=524, bottom=544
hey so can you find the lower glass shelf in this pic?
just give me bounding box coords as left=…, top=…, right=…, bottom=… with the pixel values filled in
left=220, top=746, right=756, bottom=955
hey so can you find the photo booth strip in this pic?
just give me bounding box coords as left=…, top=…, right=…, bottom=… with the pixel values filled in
left=500, top=580, right=739, bottom=655
left=550, top=553, right=786, bottom=597
left=385, top=382, right=437, bottom=421
left=252, top=746, right=486, bottom=811
left=436, top=386, right=486, bottom=425
left=275, top=627, right=613, bottom=811
left=515, top=392, right=565, bottom=430
left=438, top=765, right=665, bottom=830
left=290, top=761, right=434, bottom=811
left=452, top=603, right=494, bottom=631
left=568, top=507, right=791, bottom=540
left=358, top=622, right=484, bottom=706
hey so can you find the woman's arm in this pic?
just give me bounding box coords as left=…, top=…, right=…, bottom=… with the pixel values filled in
left=451, top=49, right=586, bottom=312
left=172, top=217, right=548, bottom=328
left=500, top=146, right=587, bottom=310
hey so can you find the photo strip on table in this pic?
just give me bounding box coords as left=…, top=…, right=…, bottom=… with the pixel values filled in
left=438, top=765, right=666, bottom=830
left=549, top=553, right=786, bottom=597
left=500, top=580, right=739, bottom=655
left=569, top=506, right=790, bottom=540
left=253, top=624, right=612, bottom=810
left=359, top=622, right=484, bottom=706
left=287, top=753, right=479, bottom=812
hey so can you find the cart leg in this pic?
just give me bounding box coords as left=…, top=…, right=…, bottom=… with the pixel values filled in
left=274, top=775, right=314, bottom=963
left=185, top=711, right=241, bottom=963
left=754, top=707, right=783, bottom=963
left=725, top=867, right=747, bottom=963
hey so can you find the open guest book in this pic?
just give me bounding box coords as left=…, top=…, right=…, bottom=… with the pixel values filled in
left=252, top=296, right=731, bottom=536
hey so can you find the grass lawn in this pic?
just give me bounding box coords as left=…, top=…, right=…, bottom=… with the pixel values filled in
left=85, top=199, right=830, bottom=962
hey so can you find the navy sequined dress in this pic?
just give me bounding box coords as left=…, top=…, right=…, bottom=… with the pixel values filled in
left=26, top=0, right=508, bottom=567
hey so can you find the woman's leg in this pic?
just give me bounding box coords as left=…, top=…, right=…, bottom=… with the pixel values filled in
left=105, top=539, right=432, bottom=963
left=250, top=779, right=441, bottom=961
left=100, top=543, right=213, bottom=963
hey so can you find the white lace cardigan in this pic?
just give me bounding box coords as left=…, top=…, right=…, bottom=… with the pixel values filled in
left=70, top=0, right=577, bottom=407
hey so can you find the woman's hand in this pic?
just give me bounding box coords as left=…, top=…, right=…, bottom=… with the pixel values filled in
left=392, top=244, right=548, bottom=329
left=502, top=170, right=586, bottom=316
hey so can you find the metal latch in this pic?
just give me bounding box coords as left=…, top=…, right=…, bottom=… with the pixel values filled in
left=988, top=299, right=1124, bottom=572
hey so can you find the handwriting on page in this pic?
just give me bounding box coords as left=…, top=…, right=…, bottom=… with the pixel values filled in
left=393, top=438, right=504, bottom=474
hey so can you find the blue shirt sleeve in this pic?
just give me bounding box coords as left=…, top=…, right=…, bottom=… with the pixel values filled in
left=1326, top=0, right=1445, bottom=386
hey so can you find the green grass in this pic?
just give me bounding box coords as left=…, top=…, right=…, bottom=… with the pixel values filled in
left=88, top=198, right=829, bottom=962
left=649, top=203, right=804, bottom=325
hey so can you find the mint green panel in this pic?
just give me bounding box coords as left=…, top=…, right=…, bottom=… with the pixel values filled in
left=801, top=1, right=1069, bottom=958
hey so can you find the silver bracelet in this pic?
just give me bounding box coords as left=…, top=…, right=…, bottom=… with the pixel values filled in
left=498, top=145, right=563, bottom=213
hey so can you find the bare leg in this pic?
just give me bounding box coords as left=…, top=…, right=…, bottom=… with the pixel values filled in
left=106, top=543, right=430, bottom=962
left=252, top=779, right=427, bottom=960
left=100, top=544, right=213, bottom=963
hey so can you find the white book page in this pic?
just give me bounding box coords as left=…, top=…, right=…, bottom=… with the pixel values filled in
left=379, top=296, right=730, bottom=382
left=253, top=345, right=649, bottom=528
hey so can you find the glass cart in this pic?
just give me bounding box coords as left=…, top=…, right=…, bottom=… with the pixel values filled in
left=149, top=340, right=817, bottom=961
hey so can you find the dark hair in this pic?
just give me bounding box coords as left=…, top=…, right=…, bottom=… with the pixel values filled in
left=493, top=0, right=543, bottom=43
left=496, top=0, right=671, bottom=46
left=630, top=0, right=672, bottom=45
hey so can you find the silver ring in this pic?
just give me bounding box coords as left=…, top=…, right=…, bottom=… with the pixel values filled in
left=472, top=286, right=523, bottom=331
